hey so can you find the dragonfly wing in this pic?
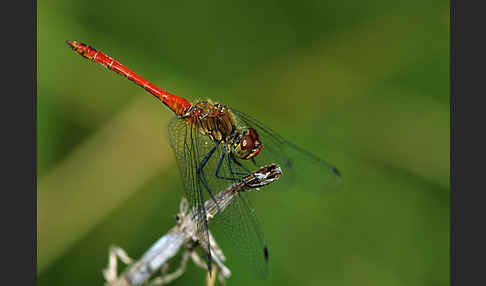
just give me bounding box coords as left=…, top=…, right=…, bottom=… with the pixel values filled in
left=230, top=108, right=343, bottom=193
left=168, top=117, right=214, bottom=271
left=169, top=115, right=271, bottom=278
left=213, top=192, right=270, bottom=278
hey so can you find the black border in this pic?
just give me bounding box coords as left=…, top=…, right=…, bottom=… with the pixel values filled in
left=34, top=0, right=38, bottom=283
left=3, top=0, right=37, bottom=285
left=451, top=0, right=486, bottom=285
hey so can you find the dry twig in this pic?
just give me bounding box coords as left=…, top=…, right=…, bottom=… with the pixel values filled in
left=104, top=163, right=282, bottom=286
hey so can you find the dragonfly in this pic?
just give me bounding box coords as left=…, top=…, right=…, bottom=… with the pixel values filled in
left=66, top=40, right=342, bottom=277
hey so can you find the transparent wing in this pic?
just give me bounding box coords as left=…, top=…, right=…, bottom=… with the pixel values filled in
left=213, top=192, right=269, bottom=278
left=168, top=117, right=214, bottom=271
left=168, top=116, right=271, bottom=278
left=230, top=108, right=343, bottom=193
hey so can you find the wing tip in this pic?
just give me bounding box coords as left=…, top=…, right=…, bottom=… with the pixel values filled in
left=263, top=244, right=269, bottom=261
left=330, top=166, right=341, bottom=178
left=329, top=166, right=344, bottom=191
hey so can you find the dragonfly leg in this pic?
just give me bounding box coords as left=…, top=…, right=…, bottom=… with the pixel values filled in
left=251, top=157, right=257, bottom=167
left=197, top=145, right=222, bottom=213
left=228, top=152, right=251, bottom=175
left=226, top=153, right=260, bottom=188
left=214, top=149, right=259, bottom=190
left=215, top=148, right=241, bottom=181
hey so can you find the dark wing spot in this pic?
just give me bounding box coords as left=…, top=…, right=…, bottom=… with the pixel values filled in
left=263, top=245, right=269, bottom=261
left=330, top=167, right=341, bottom=178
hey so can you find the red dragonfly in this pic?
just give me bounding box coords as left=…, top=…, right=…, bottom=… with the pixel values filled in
left=66, top=41, right=342, bottom=277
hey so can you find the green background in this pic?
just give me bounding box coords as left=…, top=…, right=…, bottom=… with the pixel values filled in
left=38, top=0, right=449, bottom=285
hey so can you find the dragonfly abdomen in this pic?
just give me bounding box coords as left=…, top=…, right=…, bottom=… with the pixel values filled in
left=66, top=41, right=191, bottom=116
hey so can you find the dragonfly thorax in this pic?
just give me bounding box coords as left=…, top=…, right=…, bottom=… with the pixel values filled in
left=184, top=101, right=262, bottom=160
left=185, top=101, right=237, bottom=143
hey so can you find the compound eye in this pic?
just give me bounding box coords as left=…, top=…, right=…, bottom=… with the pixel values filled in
left=239, top=128, right=262, bottom=159
left=241, top=135, right=255, bottom=150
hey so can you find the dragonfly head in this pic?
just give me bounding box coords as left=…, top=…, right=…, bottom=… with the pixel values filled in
left=233, top=128, right=262, bottom=160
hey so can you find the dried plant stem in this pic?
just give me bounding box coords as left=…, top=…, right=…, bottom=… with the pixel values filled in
left=104, top=164, right=282, bottom=286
